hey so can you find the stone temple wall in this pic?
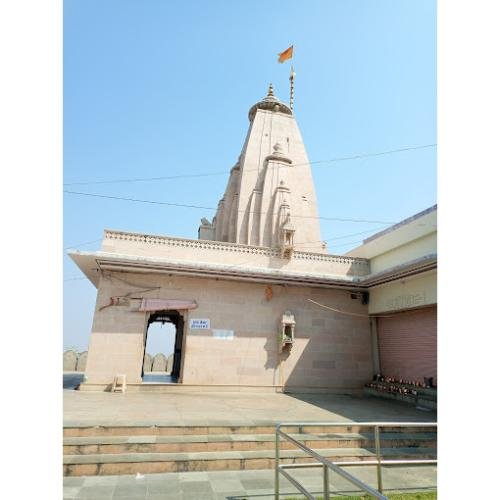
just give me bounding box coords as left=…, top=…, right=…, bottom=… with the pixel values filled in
left=63, top=350, right=172, bottom=373
left=83, top=272, right=373, bottom=391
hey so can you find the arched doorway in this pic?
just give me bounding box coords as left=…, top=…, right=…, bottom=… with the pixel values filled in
left=142, top=310, right=185, bottom=383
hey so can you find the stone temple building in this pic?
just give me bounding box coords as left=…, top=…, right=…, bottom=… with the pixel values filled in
left=69, top=84, right=436, bottom=393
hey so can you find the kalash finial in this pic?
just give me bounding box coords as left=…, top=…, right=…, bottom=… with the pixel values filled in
left=262, top=83, right=279, bottom=104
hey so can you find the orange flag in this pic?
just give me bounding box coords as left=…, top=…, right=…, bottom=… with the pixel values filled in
left=278, top=45, right=293, bottom=63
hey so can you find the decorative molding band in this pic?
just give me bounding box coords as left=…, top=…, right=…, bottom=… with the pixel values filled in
left=95, top=257, right=364, bottom=290
left=293, top=251, right=367, bottom=267
left=104, top=230, right=280, bottom=256
left=103, top=230, right=369, bottom=268
left=248, top=103, right=292, bottom=122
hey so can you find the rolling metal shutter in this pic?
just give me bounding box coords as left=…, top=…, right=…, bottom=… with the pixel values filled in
left=377, top=305, right=437, bottom=384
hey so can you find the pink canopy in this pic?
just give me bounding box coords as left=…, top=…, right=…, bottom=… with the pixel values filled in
left=139, top=298, right=198, bottom=312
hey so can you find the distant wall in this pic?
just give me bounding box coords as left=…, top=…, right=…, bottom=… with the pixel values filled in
left=76, top=351, right=88, bottom=372
left=146, top=353, right=173, bottom=373
left=63, top=350, right=79, bottom=371
left=63, top=350, right=172, bottom=373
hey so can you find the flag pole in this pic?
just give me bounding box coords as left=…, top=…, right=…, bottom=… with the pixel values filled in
left=289, top=64, right=295, bottom=112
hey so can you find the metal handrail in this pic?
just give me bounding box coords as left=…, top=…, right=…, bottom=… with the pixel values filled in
left=275, top=421, right=437, bottom=500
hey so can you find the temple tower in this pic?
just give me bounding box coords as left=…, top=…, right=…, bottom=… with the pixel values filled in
left=199, top=84, right=324, bottom=254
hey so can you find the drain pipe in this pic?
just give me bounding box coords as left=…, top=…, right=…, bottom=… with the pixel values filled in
left=370, top=317, right=381, bottom=375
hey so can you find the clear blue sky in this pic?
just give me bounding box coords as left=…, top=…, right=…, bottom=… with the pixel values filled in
left=63, top=0, right=436, bottom=352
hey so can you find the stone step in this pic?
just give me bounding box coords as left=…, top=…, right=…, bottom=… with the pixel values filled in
left=364, top=384, right=437, bottom=405
left=416, top=398, right=437, bottom=411
left=63, top=446, right=437, bottom=476
left=369, top=382, right=436, bottom=395
left=63, top=432, right=437, bottom=455
left=63, top=424, right=434, bottom=438
left=364, top=388, right=417, bottom=405
left=364, top=388, right=437, bottom=411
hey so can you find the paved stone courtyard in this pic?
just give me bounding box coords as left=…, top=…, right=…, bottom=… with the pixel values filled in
left=63, top=465, right=437, bottom=499
left=63, top=386, right=436, bottom=428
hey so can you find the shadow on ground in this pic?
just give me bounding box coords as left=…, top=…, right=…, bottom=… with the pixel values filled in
left=284, top=392, right=436, bottom=422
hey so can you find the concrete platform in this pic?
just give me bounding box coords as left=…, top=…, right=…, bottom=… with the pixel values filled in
left=63, top=465, right=437, bottom=499
left=64, top=389, right=436, bottom=428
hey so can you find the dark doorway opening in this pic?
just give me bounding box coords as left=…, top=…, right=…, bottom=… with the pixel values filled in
left=142, top=310, right=185, bottom=384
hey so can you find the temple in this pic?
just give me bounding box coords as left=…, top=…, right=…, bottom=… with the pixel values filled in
left=69, top=84, right=437, bottom=395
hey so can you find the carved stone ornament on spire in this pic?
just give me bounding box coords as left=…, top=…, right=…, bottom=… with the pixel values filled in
left=266, top=142, right=292, bottom=164
left=198, top=217, right=215, bottom=240
left=248, top=84, right=293, bottom=121
left=280, top=210, right=295, bottom=259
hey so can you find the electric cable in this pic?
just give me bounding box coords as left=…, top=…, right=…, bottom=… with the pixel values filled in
left=308, top=299, right=398, bottom=318
left=64, top=238, right=102, bottom=250
left=63, top=190, right=402, bottom=225
left=297, top=238, right=365, bottom=250
left=63, top=143, right=436, bottom=186
left=293, top=226, right=388, bottom=247
left=308, top=298, right=434, bottom=319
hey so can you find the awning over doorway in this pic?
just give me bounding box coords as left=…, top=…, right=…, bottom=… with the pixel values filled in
left=139, top=298, right=198, bottom=312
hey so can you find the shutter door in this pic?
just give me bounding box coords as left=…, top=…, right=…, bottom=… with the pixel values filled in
left=377, top=305, right=437, bottom=384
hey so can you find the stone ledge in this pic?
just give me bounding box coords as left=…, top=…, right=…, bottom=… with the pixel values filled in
left=78, top=383, right=283, bottom=393
left=64, top=445, right=437, bottom=464
left=64, top=431, right=437, bottom=446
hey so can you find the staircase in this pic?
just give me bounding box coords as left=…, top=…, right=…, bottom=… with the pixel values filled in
left=63, top=424, right=437, bottom=476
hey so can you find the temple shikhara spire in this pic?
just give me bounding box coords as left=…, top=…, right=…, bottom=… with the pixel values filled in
left=199, top=83, right=324, bottom=254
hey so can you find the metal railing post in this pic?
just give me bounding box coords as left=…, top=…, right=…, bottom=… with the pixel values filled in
left=374, top=425, right=383, bottom=494
left=275, top=426, right=280, bottom=500
left=323, top=463, right=330, bottom=500
left=272, top=421, right=435, bottom=500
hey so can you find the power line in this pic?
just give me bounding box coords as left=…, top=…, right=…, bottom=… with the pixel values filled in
left=323, top=227, right=387, bottom=241
left=329, top=239, right=365, bottom=248
left=65, top=171, right=228, bottom=186
left=309, top=144, right=436, bottom=166
left=63, top=143, right=436, bottom=186
left=294, top=226, right=388, bottom=246
left=64, top=238, right=102, bottom=250
left=63, top=190, right=399, bottom=225
left=308, top=299, right=400, bottom=319
left=298, top=238, right=365, bottom=250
